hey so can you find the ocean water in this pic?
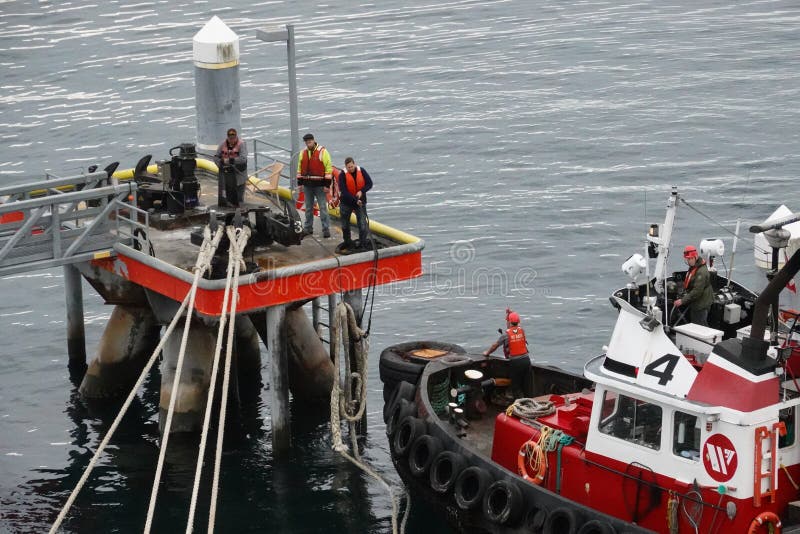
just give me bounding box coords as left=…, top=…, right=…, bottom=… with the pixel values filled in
left=1, top=0, right=800, bottom=532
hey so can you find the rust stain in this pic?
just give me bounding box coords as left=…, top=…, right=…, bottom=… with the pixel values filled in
left=217, top=42, right=235, bottom=62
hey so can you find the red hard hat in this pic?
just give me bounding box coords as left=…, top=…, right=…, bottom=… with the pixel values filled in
left=507, top=311, right=521, bottom=324
left=683, top=245, right=698, bottom=259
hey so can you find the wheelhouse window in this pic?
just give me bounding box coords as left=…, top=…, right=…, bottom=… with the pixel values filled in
left=780, top=406, right=796, bottom=449
left=672, top=411, right=700, bottom=461
left=598, top=390, right=662, bottom=450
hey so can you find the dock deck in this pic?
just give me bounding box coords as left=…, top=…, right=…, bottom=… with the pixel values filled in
left=93, top=168, right=423, bottom=316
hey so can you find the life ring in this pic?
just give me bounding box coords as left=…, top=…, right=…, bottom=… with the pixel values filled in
left=429, top=451, right=467, bottom=494
left=483, top=479, right=524, bottom=526
left=748, top=511, right=782, bottom=534
left=408, top=434, right=443, bottom=478
left=518, top=440, right=547, bottom=485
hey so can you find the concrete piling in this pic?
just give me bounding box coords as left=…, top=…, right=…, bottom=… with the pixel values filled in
left=79, top=305, right=161, bottom=399
left=64, top=264, right=86, bottom=375
left=267, top=305, right=291, bottom=454
left=193, top=16, right=241, bottom=152
left=159, top=319, right=216, bottom=434
left=285, top=307, right=334, bottom=401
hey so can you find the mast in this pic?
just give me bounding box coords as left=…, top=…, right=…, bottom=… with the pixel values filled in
left=650, top=187, right=678, bottom=295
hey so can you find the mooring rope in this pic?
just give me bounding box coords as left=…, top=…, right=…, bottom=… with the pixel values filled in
left=328, top=300, right=405, bottom=533
left=144, top=225, right=225, bottom=534
left=50, top=225, right=223, bottom=534
left=185, top=224, right=250, bottom=534
left=207, top=225, right=250, bottom=533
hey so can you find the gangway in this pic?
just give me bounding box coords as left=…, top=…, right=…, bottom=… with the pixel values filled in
left=0, top=171, right=146, bottom=277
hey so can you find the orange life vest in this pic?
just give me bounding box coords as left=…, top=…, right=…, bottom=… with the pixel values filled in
left=220, top=138, right=242, bottom=159
left=300, top=145, right=328, bottom=177
left=344, top=167, right=366, bottom=195
left=684, top=261, right=703, bottom=289
left=505, top=326, right=527, bottom=357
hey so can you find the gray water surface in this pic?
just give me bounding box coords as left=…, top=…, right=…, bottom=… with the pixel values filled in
left=1, top=1, right=799, bottom=532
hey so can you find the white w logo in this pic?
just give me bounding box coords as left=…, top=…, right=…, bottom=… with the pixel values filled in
left=705, top=443, right=735, bottom=475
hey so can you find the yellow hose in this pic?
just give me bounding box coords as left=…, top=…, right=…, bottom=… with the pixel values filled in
left=111, top=158, right=421, bottom=245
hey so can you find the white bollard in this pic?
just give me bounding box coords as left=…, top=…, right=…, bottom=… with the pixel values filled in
left=193, top=16, right=241, bottom=152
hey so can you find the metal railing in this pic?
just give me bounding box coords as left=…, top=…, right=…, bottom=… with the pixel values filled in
left=0, top=172, right=144, bottom=276
left=252, top=138, right=297, bottom=194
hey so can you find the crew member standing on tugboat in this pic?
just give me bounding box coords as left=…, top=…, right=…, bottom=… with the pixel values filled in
left=674, top=245, right=713, bottom=326
left=297, top=133, right=333, bottom=238
left=483, top=309, right=530, bottom=398
left=214, top=128, right=248, bottom=207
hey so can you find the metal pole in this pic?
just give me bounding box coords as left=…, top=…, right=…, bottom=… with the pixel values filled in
left=328, top=293, right=337, bottom=361
left=63, top=264, right=86, bottom=375
left=267, top=304, right=291, bottom=455
left=312, top=296, right=322, bottom=334
left=287, top=24, right=299, bottom=197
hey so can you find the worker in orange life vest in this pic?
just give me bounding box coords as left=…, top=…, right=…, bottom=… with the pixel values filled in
left=337, top=156, right=373, bottom=250
left=483, top=310, right=530, bottom=398
left=214, top=128, right=248, bottom=207
left=674, top=245, right=713, bottom=326
left=296, top=133, right=333, bottom=238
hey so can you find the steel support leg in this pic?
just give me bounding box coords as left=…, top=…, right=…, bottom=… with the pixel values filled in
left=64, top=264, right=86, bottom=375
left=267, top=305, right=290, bottom=455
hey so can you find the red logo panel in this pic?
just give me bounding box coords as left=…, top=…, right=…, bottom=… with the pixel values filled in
left=703, top=433, right=738, bottom=482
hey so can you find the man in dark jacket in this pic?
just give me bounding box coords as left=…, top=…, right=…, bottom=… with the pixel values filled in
left=674, top=245, right=714, bottom=326
left=214, top=128, right=248, bottom=207
left=337, top=156, right=373, bottom=250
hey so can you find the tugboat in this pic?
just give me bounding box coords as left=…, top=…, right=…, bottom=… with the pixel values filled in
left=381, top=190, right=800, bottom=533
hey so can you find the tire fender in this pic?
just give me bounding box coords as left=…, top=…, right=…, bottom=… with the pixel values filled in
left=429, top=451, right=467, bottom=494
left=543, top=507, right=580, bottom=534
left=577, top=519, right=617, bottom=534
left=408, top=435, right=443, bottom=478
left=454, top=466, right=493, bottom=511
left=483, top=479, right=524, bottom=526
left=393, top=416, right=426, bottom=457
left=386, top=398, right=416, bottom=439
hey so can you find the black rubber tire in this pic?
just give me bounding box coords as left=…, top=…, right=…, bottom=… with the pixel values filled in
left=386, top=398, right=416, bottom=439
left=379, top=364, right=423, bottom=386
left=543, top=507, right=579, bottom=534
left=577, top=520, right=616, bottom=534
left=454, top=466, right=493, bottom=511
left=526, top=506, right=548, bottom=533
left=383, top=380, right=416, bottom=423
left=393, top=416, right=426, bottom=457
left=408, top=435, right=443, bottom=478
left=483, top=479, right=524, bottom=526
left=429, top=450, right=467, bottom=494
left=379, top=341, right=466, bottom=386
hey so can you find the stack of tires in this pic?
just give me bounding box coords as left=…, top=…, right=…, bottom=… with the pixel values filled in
left=379, top=341, right=465, bottom=401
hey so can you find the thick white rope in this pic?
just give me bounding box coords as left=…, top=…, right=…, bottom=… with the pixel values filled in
left=328, top=301, right=402, bottom=534
left=49, top=225, right=223, bottom=534
left=144, top=226, right=225, bottom=534
left=185, top=226, right=246, bottom=533
left=208, top=225, right=250, bottom=533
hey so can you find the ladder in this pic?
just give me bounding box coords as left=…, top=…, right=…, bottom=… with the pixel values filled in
left=754, top=421, right=787, bottom=507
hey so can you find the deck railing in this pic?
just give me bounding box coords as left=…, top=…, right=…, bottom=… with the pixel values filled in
left=0, top=172, right=144, bottom=276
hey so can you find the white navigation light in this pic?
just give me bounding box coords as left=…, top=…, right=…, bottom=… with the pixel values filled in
left=699, top=238, right=725, bottom=260
left=622, top=253, right=647, bottom=283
